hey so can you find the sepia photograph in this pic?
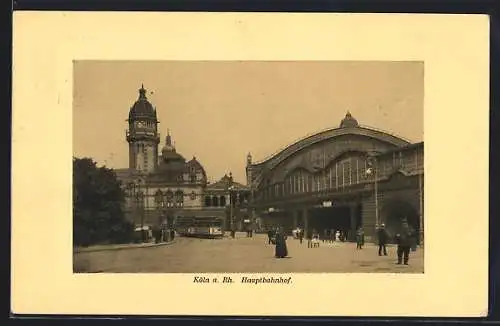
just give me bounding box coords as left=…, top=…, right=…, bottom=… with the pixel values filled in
left=73, top=60, right=425, bottom=274
left=12, top=12, right=488, bottom=317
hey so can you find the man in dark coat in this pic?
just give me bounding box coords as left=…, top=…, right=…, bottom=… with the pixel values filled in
left=395, top=219, right=413, bottom=265
left=275, top=226, right=288, bottom=258
left=377, top=223, right=388, bottom=256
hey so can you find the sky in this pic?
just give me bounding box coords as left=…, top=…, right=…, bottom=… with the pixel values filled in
left=73, top=61, right=424, bottom=184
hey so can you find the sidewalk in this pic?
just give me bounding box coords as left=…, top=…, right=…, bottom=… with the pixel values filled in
left=74, top=240, right=176, bottom=254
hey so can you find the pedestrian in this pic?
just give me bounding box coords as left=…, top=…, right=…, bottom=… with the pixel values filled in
left=395, top=219, right=413, bottom=265
left=356, top=226, right=364, bottom=249
left=335, top=230, right=341, bottom=242
left=275, top=226, right=288, bottom=258
left=267, top=229, right=274, bottom=244
left=307, top=228, right=314, bottom=248
left=299, top=229, right=304, bottom=244
left=377, top=223, right=388, bottom=256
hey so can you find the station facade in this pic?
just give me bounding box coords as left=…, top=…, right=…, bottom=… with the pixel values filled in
left=246, top=112, right=424, bottom=243
left=114, top=85, right=250, bottom=231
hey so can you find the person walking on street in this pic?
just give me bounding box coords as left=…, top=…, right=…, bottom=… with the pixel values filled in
left=299, top=229, right=304, bottom=244
left=356, top=226, right=364, bottom=249
left=307, top=228, right=314, bottom=248
left=377, top=223, right=388, bottom=256
left=274, top=226, right=288, bottom=258
left=395, top=218, right=413, bottom=265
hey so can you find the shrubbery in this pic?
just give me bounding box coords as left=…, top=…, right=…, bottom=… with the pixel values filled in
left=73, top=157, right=134, bottom=247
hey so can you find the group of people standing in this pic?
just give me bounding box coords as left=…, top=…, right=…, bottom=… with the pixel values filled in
left=269, top=218, right=419, bottom=265
left=151, top=226, right=175, bottom=244
left=376, top=220, right=418, bottom=265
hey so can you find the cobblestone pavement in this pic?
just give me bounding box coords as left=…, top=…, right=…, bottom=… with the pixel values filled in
left=74, top=233, right=424, bottom=273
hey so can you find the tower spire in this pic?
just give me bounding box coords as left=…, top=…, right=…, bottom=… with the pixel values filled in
left=166, top=128, right=172, bottom=147
left=138, top=83, right=147, bottom=99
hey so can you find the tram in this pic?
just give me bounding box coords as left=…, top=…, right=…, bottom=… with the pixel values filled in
left=176, top=216, right=224, bottom=239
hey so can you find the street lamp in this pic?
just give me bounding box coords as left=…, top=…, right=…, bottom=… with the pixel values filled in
left=418, top=172, right=424, bottom=246
left=155, top=191, right=167, bottom=241
left=134, top=182, right=145, bottom=242
left=365, top=156, right=379, bottom=231
left=228, top=185, right=235, bottom=235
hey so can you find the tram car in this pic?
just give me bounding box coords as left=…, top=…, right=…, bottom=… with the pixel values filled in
left=176, top=216, right=224, bottom=239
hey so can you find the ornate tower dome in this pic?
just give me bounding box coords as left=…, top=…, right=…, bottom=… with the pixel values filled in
left=125, top=84, right=160, bottom=173
left=128, top=84, right=157, bottom=120
left=339, top=111, right=359, bottom=128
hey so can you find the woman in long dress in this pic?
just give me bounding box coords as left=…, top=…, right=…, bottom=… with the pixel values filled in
left=275, top=226, right=288, bottom=258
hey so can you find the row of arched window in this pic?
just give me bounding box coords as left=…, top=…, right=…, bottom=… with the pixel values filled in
left=205, top=195, right=227, bottom=207
left=285, top=157, right=369, bottom=195
left=259, top=156, right=371, bottom=200
left=204, top=193, right=250, bottom=208
left=154, top=189, right=185, bottom=208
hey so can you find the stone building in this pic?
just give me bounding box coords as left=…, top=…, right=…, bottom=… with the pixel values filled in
left=115, top=85, right=250, bottom=231
left=246, top=112, right=424, bottom=243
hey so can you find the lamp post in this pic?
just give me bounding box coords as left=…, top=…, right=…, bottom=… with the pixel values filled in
left=365, top=156, right=379, bottom=232
left=418, top=172, right=424, bottom=246
left=134, top=181, right=145, bottom=242
left=155, top=191, right=166, bottom=241
left=225, top=183, right=236, bottom=238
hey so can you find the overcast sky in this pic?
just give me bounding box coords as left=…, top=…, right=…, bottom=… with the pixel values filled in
left=73, top=61, right=423, bottom=184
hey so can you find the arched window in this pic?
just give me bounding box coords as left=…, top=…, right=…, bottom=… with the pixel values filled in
left=212, top=196, right=219, bottom=207
left=205, top=196, right=212, bottom=207
left=165, top=190, right=174, bottom=207
left=220, top=195, right=226, bottom=206
left=175, top=190, right=184, bottom=207
left=154, top=189, right=163, bottom=207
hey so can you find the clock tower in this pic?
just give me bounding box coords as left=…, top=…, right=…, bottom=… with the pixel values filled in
left=126, top=84, right=160, bottom=173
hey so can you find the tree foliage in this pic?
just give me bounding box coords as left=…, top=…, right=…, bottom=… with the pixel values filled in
left=73, top=157, right=133, bottom=246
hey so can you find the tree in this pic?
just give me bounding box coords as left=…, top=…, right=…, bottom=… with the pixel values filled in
left=73, top=157, right=133, bottom=246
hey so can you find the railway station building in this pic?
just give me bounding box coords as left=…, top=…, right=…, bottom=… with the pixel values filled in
left=246, top=112, right=424, bottom=243
left=114, top=85, right=250, bottom=232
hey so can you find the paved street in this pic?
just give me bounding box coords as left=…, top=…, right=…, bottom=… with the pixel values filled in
left=74, top=233, right=424, bottom=273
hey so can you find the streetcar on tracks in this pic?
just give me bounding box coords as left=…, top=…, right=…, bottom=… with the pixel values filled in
left=175, top=216, right=224, bottom=239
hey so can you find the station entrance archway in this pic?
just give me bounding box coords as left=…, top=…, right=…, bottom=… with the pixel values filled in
left=308, top=205, right=361, bottom=240
left=380, top=199, right=420, bottom=244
